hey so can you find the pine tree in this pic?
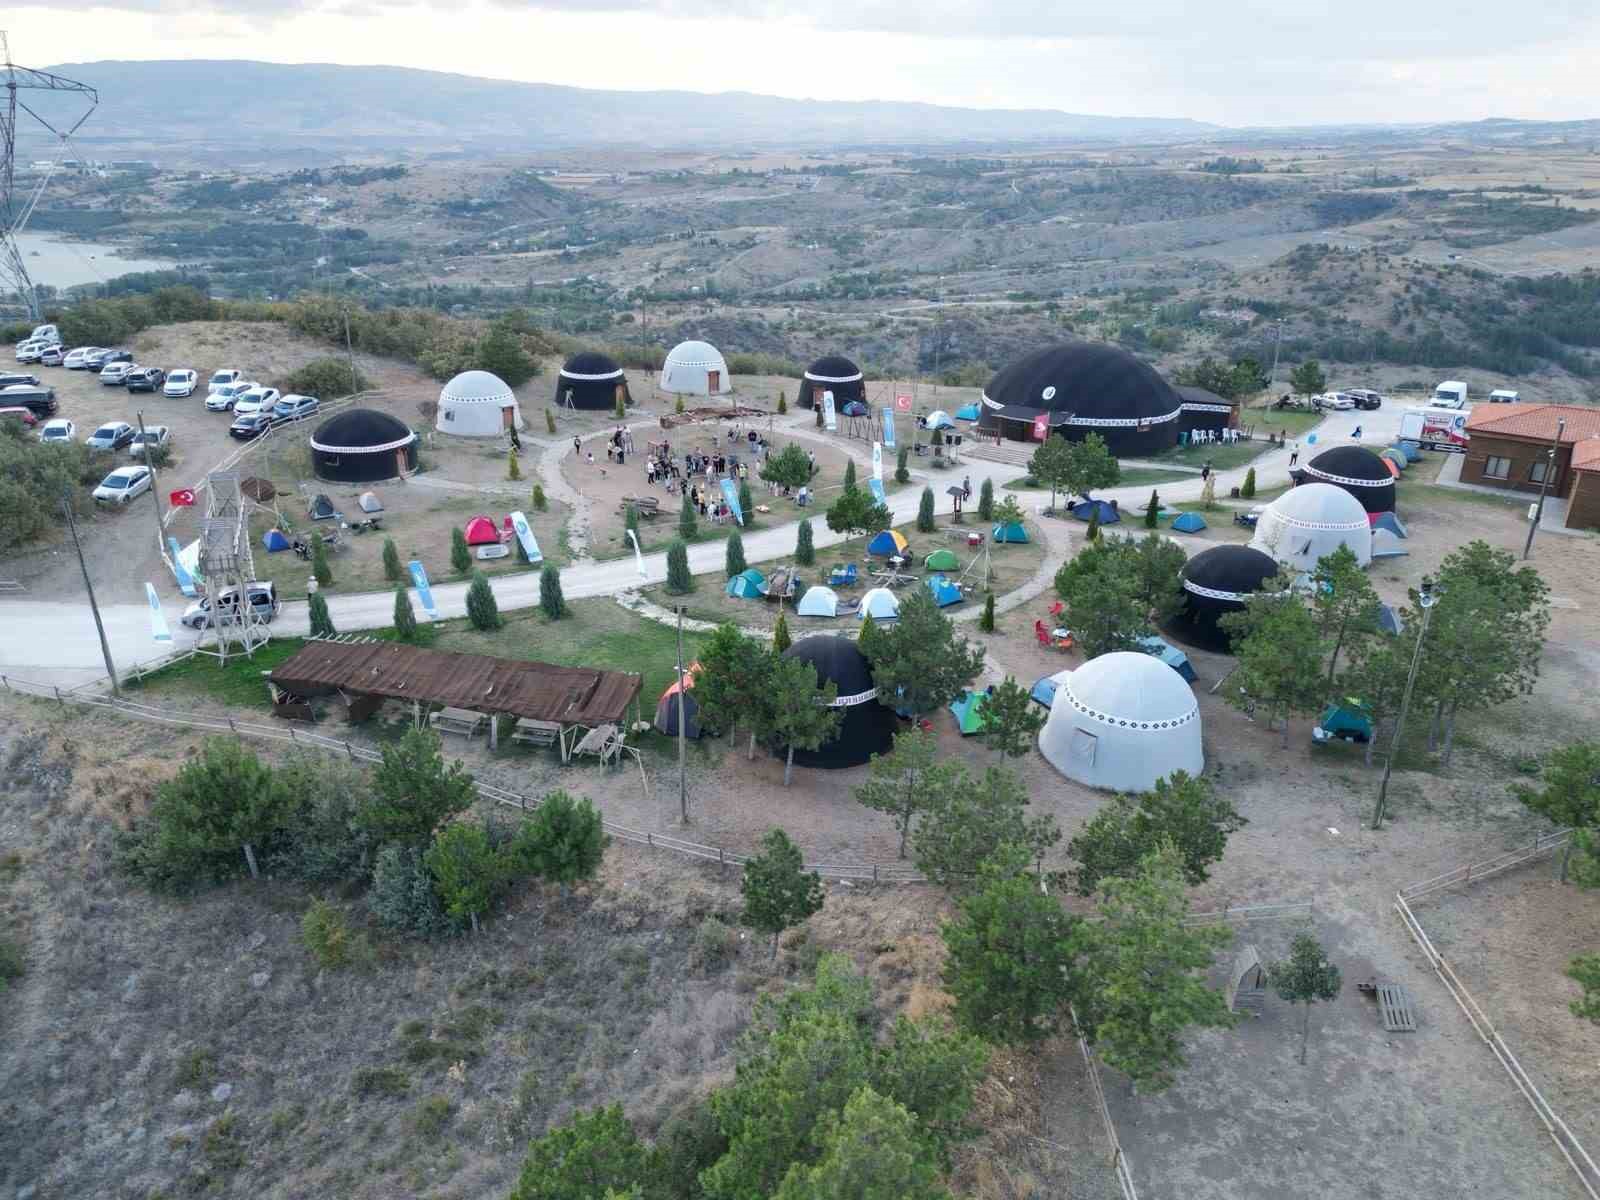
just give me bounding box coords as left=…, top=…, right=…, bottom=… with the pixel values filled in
left=381, top=537, right=402, bottom=582
left=532, top=483, right=547, bottom=512
left=679, top=489, right=698, bottom=540
left=675, top=396, right=685, bottom=415
left=741, top=829, right=824, bottom=957
left=794, top=518, right=815, bottom=566
left=539, top=562, right=566, bottom=619
left=895, top=445, right=909, bottom=484
left=1241, top=467, right=1257, bottom=499
left=393, top=584, right=419, bottom=642
left=1268, top=934, right=1343, bottom=1064
left=312, top=535, right=333, bottom=586
left=507, top=448, right=522, bottom=481
left=613, top=391, right=626, bottom=420
left=1144, top=489, right=1160, bottom=528
left=777, top=389, right=787, bottom=415
left=843, top=458, right=857, bottom=493
left=451, top=526, right=471, bottom=574
left=725, top=531, right=746, bottom=578
left=917, top=486, right=936, bottom=532
left=1085, top=509, right=1101, bottom=542
left=977, top=478, right=994, bottom=521
left=772, top=610, right=792, bottom=654
left=466, top=570, right=501, bottom=630
left=979, top=591, right=995, bottom=632
left=308, top=591, right=335, bottom=638
left=666, top=540, right=693, bottom=593
left=544, top=408, right=556, bottom=435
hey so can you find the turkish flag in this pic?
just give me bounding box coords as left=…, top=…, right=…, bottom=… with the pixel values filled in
left=1032, top=414, right=1049, bottom=441
left=169, top=488, right=196, bottom=507
left=894, top=394, right=912, bottom=413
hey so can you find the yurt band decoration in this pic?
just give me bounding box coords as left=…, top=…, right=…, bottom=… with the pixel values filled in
left=308, top=431, right=416, bottom=455
left=1267, top=516, right=1371, bottom=532
left=804, top=368, right=864, bottom=384
left=1061, top=686, right=1199, bottom=731
left=978, top=402, right=1182, bottom=429
left=559, top=366, right=625, bottom=381
left=1299, top=464, right=1397, bottom=489
left=828, top=688, right=880, bottom=708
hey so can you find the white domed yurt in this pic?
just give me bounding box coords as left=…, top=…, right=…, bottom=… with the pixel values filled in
left=661, top=340, right=731, bottom=396
left=436, top=370, right=523, bottom=437
left=1038, top=651, right=1203, bottom=793
left=1250, top=482, right=1372, bottom=571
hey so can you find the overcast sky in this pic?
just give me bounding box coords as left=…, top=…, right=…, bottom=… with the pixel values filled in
left=12, top=1, right=1600, bottom=126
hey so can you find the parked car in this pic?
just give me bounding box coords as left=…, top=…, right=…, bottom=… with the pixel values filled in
left=1318, top=392, right=1355, bottom=410
left=0, top=372, right=40, bottom=389
left=1347, top=388, right=1384, bottom=411
left=92, top=464, right=153, bottom=505
left=85, top=348, right=128, bottom=370
left=38, top=345, right=66, bottom=366
left=233, top=386, right=280, bottom=417
left=164, top=368, right=198, bottom=397
left=37, top=417, right=76, bottom=444
left=272, top=393, right=321, bottom=422
left=15, top=340, right=47, bottom=363
left=229, top=412, right=275, bottom=440
left=0, top=384, right=57, bottom=417
left=63, top=347, right=100, bottom=370
left=208, top=368, right=243, bottom=393
left=125, top=366, right=167, bottom=393
left=181, top=581, right=279, bottom=630
left=129, top=425, right=171, bottom=457
left=0, top=406, right=38, bottom=427
left=205, top=379, right=257, bottom=412
left=100, top=361, right=138, bottom=386
left=85, top=421, right=137, bottom=451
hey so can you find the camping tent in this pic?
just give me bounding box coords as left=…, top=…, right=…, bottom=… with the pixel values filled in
left=978, top=341, right=1183, bottom=454
left=797, top=355, right=864, bottom=409
left=1167, top=544, right=1277, bottom=652
left=949, top=688, right=993, bottom=735
left=1372, top=528, right=1408, bottom=559
left=1380, top=448, right=1409, bottom=473
left=842, top=401, right=867, bottom=416
left=1371, top=511, right=1407, bottom=538
left=924, top=548, right=961, bottom=572
left=926, top=575, right=963, bottom=607
left=859, top=587, right=900, bottom=620
left=992, top=520, right=1029, bottom=544
left=1137, top=635, right=1198, bottom=682
left=661, top=340, right=731, bottom=396
left=1171, top=511, right=1207, bottom=533
left=261, top=528, right=290, bottom=552
left=436, top=370, right=523, bottom=438
left=1294, top=445, right=1396, bottom=514
left=772, top=636, right=898, bottom=769
left=955, top=404, right=980, bottom=422
left=464, top=515, right=501, bottom=546
left=309, top=493, right=338, bottom=521
left=924, top=410, right=956, bottom=430
left=1251, top=482, right=1372, bottom=570
left=556, top=351, right=630, bottom=411
left=653, top=665, right=703, bottom=739
left=1397, top=441, right=1422, bottom=463
left=310, top=409, right=418, bottom=483
left=1038, top=651, right=1204, bottom=792
left=1030, top=669, right=1071, bottom=708
left=1313, top=700, right=1374, bottom=744
left=1378, top=603, right=1404, bottom=635
left=1069, top=498, right=1120, bottom=524
left=867, top=529, right=909, bottom=557
left=797, top=586, right=841, bottom=617
left=726, top=568, right=766, bottom=599
left=358, top=491, right=384, bottom=514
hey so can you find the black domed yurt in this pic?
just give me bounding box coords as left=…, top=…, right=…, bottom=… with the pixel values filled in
left=978, top=341, right=1183, bottom=455
left=309, top=408, right=418, bottom=483
left=1175, top=385, right=1240, bottom=441
left=555, top=351, right=631, bottom=411
left=773, top=636, right=898, bottom=769
left=797, top=355, right=865, bottom=409
left=1167, top=545, right=1280, bottom=652
left=1294, top=445, right=1396, bottom=514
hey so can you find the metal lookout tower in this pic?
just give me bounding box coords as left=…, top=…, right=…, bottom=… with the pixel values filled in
left=197, top=470, right=270, bottom=664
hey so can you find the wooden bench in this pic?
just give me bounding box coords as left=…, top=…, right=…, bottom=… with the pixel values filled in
left=618, top=496, right=661, bottom=518
left=429, top=706, right=487, bottom=741
left=572, top=723, right=623, bottom=767
left=511, top=718, right=561, bottom=750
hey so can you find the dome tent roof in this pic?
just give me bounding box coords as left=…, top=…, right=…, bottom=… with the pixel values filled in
left=1297, top=445, right=1397, bottom=514
left=1265, top=481, right=1370, bottom=528
left=661, top=339, right=731, bottom=395
left=784, top=634, right=875, bottom=699
left=982, top=341, right=1182, bottom=427
left=309, top=407, right=415, bottom=454
left=804, top=354, right=863, bottom=384
left=775, top=635, right=898, bottom=769
left=440, top=370, right=514, bottom=405
left=560, top=351, right=624, bottom=382
left=1251, top=481, right=1373, bottom=570
left=1181, top=545, right=1279, bottom=602
left=1062, top=651, right=1199, bottom=732
left=664, top=340, right=726, bottom=369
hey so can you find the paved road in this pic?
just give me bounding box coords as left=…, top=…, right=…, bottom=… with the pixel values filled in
left=0, top=406, right=1399, bottom=689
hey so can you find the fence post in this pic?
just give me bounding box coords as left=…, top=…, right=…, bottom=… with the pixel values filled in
left=647, top=832, right=653, bottom=848
left=717, top=846, right=725, bottom=876
left=228, top=717, right=236, bottom=733
left=289, top=726, right=296, bottom=743
left=1464, top=863, right=1471, bottom=888
left=54, top=686, right=63, bottom=709
left=345, top=741, right=354, bottom=762
left=873, top=864, right=879, bottom=885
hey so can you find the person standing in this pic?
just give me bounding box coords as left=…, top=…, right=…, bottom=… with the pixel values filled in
left=1289, top=442, right=1300, bottom=467
left=962, top=475, right=972, bottom=501
left=572, top=435, right=581, bottom=456
left=1200, top=461, right=1212, bottom=484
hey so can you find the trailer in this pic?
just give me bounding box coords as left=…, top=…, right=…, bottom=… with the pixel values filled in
left=1399, top=406, right=1470, bottom=453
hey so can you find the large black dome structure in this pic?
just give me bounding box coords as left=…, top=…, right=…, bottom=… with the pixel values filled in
left=555, top=351, right=631, bottom=411
left=1175, top=385, right=1239, bottom=440
left=773, top=636, right=898, bottom=769
left=1167, top=545, right=1280, bottom=652
left=1294, top=445, right=1396, bottom=514
left=978, top=341, right=1183, bottom=455
left=797, top=354, right=865, bottom=409
left=309, top=408, right=417, bottom=483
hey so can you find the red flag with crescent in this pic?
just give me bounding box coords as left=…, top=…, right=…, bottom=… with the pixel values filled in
left=1032, top=414, right=1049, bottom=441
left=170, top=488, right=196, bottom=507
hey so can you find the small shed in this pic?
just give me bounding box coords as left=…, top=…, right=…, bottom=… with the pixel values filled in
left=1226, top=945, right=1267, bottom=1016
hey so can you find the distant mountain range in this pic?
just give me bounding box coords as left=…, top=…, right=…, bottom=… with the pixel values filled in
left=33, top=60, right=1219, bottom=160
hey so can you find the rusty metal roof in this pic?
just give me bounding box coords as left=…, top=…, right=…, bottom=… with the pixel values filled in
left=269, top=640, right=642, bottom=725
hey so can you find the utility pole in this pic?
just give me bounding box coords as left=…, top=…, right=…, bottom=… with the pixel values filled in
left=1372, top=577, right=1439, bottom=831
left=675, top=605, right=688, bottom=825
left=61, top=492, right=119, bottom=694
left=1268, top=319, right=1284, bottom=392
left=342, top=306, right=359, bottom=396
left=1523, top=417, right=1566, bottom=560
left=135, top=410, right=166, bottom=557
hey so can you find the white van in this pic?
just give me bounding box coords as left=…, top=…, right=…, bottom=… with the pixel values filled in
left=1431, top=381, right=1469, bottom=409
left=30, top=323, right=60, bottom=345
left=1488, top=389, right=1521, bottom=404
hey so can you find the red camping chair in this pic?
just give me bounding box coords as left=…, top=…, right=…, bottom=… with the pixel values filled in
left=501, top=515, right=515, bottom=543
left=1035, top=620, right=1052, bottom=648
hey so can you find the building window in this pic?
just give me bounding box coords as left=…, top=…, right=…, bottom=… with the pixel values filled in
left=1483, top=456, right=1512, bottom=480
left=1529, top=459, right=1553, bottom=484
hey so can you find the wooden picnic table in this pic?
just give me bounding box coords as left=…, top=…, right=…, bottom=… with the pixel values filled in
left=429, top=706, right=488, bottom=740
left=511, top=717, right=562, bottom=753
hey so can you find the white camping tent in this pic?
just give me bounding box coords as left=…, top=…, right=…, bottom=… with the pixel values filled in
left=1250, top=482, right=1372, bottom=570
left=436, top=370, right=523, bottom=437
left=797, top=586, right=840, bottom=617
left=661, top=340, right=731, bottom=396
left=1038, top=651, right=1203, bottom=792
left=858, top=587, right=900, bottom=621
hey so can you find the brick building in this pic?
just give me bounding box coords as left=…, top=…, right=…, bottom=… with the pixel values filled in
left=1461, top=406, right=1600, bottom=522
left=1570, top=441, right=1600, bottom=532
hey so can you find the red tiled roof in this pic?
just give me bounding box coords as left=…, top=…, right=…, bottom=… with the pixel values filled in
left=1572, top=438, right=1600, bottom=472
left=1466, top=403, right=1600, bottom=445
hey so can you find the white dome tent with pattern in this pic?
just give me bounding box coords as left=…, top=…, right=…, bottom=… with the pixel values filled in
left=435, top=369, right=523, bottom=437
left=1250, top=481, right=1373, bottom=571
left=660, top=340, right=731, bottom=396
left=1037, top=651, right=1204, bottom=793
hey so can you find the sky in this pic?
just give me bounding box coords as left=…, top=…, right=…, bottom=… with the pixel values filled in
left=10, top=1, right=1600, bottom=126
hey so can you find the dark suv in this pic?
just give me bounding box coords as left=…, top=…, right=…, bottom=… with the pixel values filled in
left=125, top=366, right=167, bottom=393
left=84, top=348, right=132, bottom=370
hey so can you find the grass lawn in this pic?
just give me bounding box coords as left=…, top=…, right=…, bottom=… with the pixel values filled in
left=1247, top=408, right=1324, bottom=439
left=1143, top=409, right=1324, bottom=472
left=1004, top=466, right=1194, bottom=491
left=127, top=637, right=314, bottom=707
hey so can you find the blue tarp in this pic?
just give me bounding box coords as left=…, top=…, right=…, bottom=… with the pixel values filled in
left=261, top=528, right=290, bottom=552
left=1170, top=512, right=1207, bottom=533
left=1069, top=498, right=1120, bottom=524
left=955, top=404, right=980, bottom=421
left=1137, top=635, right=1198, bottom=683
left=1030, top=670, right=1070, bottom=708
left=926, top=574, right=963, bottom=607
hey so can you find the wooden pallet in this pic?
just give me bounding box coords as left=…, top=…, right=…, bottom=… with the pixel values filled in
left=1377, top=984, right=1417, bottom=1032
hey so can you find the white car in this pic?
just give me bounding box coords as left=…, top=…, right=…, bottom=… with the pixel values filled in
left=208, top=368, right=243, bottom=394
left=232, top=386, right=280, bottom=417
left=129, top=425, right=171, bottom=457
left=100, top=361, right=137, bottom=386
left=1318, top=392, right=1355, bottom=410
left=85, top=421, right=137, bottom=451
left=92, top=464, right=153, bottom=505
left=273, top=393, right=321, bottom=422
left=16, top=339, right=54, bottom=363
left=164, top=369, right=199, bottom=397
left=205, top=379, right=258, bottom=412
left=63, top=347, right=100, bottom=370
left=37, top=418, right=76, bottom=444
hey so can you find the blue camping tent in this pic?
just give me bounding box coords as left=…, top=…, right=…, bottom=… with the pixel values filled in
left=949, top=688, right=994, bottom=734
left=992, top=520, right=1029, bottom=544
left=1069, top=498, right=1120, bottom=524
left=1030, top=670, right=1070, bottom=708
left=923, top=410, right=956, bottom=430
left=1398, top=440, right=1422, bottom=462
left=866, top=529, right=909, bottom=557
left=955, top=403, right=980, bottom=421
left=1378, top=603, right=1404, bottom=636
left=926, top=575, right=963, bottom=607
left=1170, top=512, right=1207, bottom=533
left=1137, top=635, right=1198, bottom=683
left=1372, top=511, right=1407, bottom=538
left=842, top=400, right=868, bottom=416
left=261, top=528, right=290, bottom=552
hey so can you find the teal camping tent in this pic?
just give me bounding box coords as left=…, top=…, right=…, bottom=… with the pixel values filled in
left=949, top=688, right=994, bottom=735
left=1170, top=512, right=1207, bottom=533
left=726, top=568, right=766, bottom=599
left=992, top=520, right=1029, bottom=544
left=926, top=575, right=963, bottom=607
left=1137, top=635, right=1197, bottom=683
